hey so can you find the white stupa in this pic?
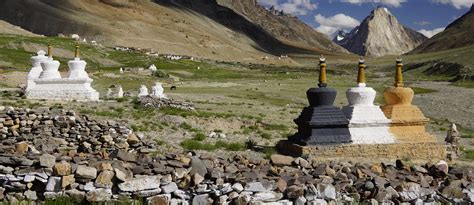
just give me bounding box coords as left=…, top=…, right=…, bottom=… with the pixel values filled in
left=25, top=45, right=99, bottom=101
left=117, top=85, right=124, bottom=98
left=151, top=82, right=167, bottom=99
left=149, top=64, right=157, bottom=72
left=26, top=50, right=49, bottom=92
left=138, top=85, right=149, bottom=97
left=342, top=58, right=395, bottom=144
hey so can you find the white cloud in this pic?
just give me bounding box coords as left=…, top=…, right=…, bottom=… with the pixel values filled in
left=414, top=21, right=431, bottom=26
left=258, top=0, right=318, bottom=15
left=314, top=13, right=360, bottom=36
left=418, top=27, right=445, bottom=38
left=432, top=0, right=474, bottom=9
left=341, top=0, right=407, bottom=7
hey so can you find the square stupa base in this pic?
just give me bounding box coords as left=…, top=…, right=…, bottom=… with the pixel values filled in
left=277, top=140, right=446, bottom=162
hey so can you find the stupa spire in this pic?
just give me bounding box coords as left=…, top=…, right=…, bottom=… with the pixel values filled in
left=357, top=57, right=366, bottom=86
left=75, top=45, right=80, bottom=58
left=47, top=44, right=52, bottom=58
left=394, top=56, right=404, bottom=87
left=318, top=55, right=327, bottom=87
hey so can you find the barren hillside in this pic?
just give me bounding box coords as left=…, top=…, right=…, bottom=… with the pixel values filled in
left=0, top=0, right=345, bottom=64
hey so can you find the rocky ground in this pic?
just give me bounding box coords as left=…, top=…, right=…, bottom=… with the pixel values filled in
left=0, top=106, right=473, bottom=204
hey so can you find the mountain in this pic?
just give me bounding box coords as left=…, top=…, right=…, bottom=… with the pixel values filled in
left=334, top=7, right=427, bottom=57
left=411, top=4, right=474, bottom=54
left=0, top=20, right=40, bottom=37
left=332, top=30, right=348, bottom=43
left=0, top=0, right=345, bottom=63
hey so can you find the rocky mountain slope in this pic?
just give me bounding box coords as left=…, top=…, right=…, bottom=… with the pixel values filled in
left=334, top=7, right=427, bottom=57
left=411, top=4, right=474, bottom=54
left=0, top=0, right=345, bottom=63
left=0, top=20, right=40, bottom=37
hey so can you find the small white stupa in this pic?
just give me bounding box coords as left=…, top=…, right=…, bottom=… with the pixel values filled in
left=117, top=85, right=124, bottom=98
left=138, top=85, right=149, bottom=97
left=149, top=64, right=157, bottom=72
left=26, top=50, right=49, bottom=92
left=342, top=58, right=395, bottom=144
left=151, top=82, right=167, bottom=99
left=119, top=67, right=124, bottom=74
left=25, top=45, right=99, bottom=101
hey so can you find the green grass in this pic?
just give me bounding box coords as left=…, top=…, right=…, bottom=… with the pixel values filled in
left=180, top=139, right=245, bottom=151
left=464, top=149, right=474, bottom=160
left=458, top=125, right=474, bottom=138
left=451, top=81, right=474, bottom=88
left=411, top=87, right=438, bottom=95
left=193, top=132, right=206, bottom=141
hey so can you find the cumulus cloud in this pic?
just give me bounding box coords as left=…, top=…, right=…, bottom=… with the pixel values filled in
left=418, top=27, right=445, bottom=38
left=341, top=0, right=407, bottom=7
left=314, top=13, right=360, bottom=36
left=432, top=0, right=474, bottom=9
left=258, top=0, right=318, bottom=15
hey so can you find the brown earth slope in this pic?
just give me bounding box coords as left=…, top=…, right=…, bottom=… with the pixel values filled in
left=0, top=0, right=345, bottom=63
left=410, top=4, right=474, bottom=53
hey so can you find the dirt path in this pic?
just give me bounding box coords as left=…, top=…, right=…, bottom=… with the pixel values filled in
left=412, top=82, right=474, bottom=130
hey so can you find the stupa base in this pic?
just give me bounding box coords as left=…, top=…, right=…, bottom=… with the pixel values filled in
left=277, top=140, right=446, bottom=162
left=289, top=127, right=352, bottom=145
left=26, top=78, right=99, bottom=101
left=389, top=125, right=436, bottom=143
left=348, top=126, right=395, bottom=144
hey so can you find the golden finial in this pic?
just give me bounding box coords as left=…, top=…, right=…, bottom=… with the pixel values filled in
left=75, top=45, right=80, bottom=58
left=47, top=44, right=52, bottom=58
left=357, top=57, right=366, bottom=85
left=318, top=55, right=327, bottom=87
left=395, top=56, right=404, bottom=87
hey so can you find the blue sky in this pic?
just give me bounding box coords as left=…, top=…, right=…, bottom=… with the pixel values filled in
left=257, top=0, right=473, bottom=38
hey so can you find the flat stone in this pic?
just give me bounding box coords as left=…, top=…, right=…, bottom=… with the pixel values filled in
left=147, top=194, right=171, bottom=205
left=39, top=154, right=56, bottom=168
left=24, top=190, right=37, bottom=201
left=270, top=154, right=294, bottom=166
left=95, top=170, right=114, bottom=188
left=115, top=166, right=133, bottom=182
left=118, top=176, right=161, bottom=192
left=287, top=185, right=304, bottom=199
left=76, top=166, right=97, bottom=179
left=53, top=161, right=72, bottom=176
left=15, top=141, right=29, bottom=154
left=192, top=194, right=210, bottom=205
left=86, top=188, right=112, bottom=202
left=232, top=183, right=244, bottom=193
left=110, top=149, right=136, bottom=162
left=62, top=175, right=75, bottom=188
left=253, top=192, right=283, bottom=202
left=245, top=182, right=268, bottom=193
left=190, top=157, right=207, bottom=177
left=161, top=182, right=178, bottom=194
left=65, top=189, right=86, bottom=202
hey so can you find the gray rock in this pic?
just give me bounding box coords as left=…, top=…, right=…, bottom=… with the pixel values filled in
left=190, top=157, right=207, bottom=177
left=75, top=166, right=97, bottom=179
left=252, top=192, right=283, bottom=202
left=192, top=194, right=209, bottom=205
left=65, top=189, right=86, bottom=202
left=39, top=154, right=56, bottom=168
left=321, top=184, right=336, bottom=200
left=147, top=194, right=171, bottom=205
left=136, top=188, right=162, bottom=197
left=307, top=199, right=328, bottom=205
left=270, top=154, right=294, bottom=166
left=295, top=196, right=307, bottom=205
left=245, top=182, right=268, bottom=193
left=114, top=166, right=133, bottom=182
left=0, top=165, right=14, bottom=174
left=86, top=188, right=112, bottom=202
left=46, top=176, right=61, bottom=192
left=232, top=183, right=244, bottom=193
left=24, top=190, right=37, bottom=200
left=162, top=182, right=178, bottom=194
left=118, top=176, right=161, bottom=192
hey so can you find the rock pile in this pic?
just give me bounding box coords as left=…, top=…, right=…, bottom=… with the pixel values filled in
left=138, top=96, right=195, bottom=111
left=0, top=107, right=473, bottom=204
